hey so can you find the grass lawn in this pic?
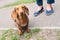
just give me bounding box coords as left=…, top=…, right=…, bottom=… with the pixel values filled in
left=0, top=28, right=43, bottom=40
left=0, top=29, right=59, bottom=40
left=0, top=0, right=36, bottom=9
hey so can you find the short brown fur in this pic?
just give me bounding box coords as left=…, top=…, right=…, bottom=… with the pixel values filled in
left=11, top=5, right=30, bottom=35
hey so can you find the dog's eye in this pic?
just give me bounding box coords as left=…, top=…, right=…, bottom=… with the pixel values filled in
left=16, top=8, right=19, bottom=10
left=17, top=14, right=19, bottom=19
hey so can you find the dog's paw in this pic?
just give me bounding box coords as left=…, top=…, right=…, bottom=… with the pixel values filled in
left=18, top=30, right=23, bottom=35
left=26, top=29, right=30, bottom=33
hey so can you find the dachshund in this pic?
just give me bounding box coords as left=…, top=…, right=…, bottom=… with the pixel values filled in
left=11, top=4, right=30, bottom=35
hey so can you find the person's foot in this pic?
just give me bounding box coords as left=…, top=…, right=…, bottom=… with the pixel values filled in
left=34, top=6, right=44, bottom=17
left=46, top=4, right=54, bottom=16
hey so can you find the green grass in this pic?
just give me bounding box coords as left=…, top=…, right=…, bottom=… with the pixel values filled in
left=0, top=0, right=36, bottom=9
left=0, top=28, right=41, bottom=40
left=0, top=29, right=20, bottom=40
left=57, top=31, right=60, bottom=40
left=0, top=29, right=11, bottom=40
left=24, top=28, right=41, bottom=39
left=31, top=28, right=40, bottom=34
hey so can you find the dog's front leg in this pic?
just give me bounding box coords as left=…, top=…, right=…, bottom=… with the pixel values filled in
left=14, top=23, right=23, bottom=35
left=26, top=28, right=30, bottom=33
left=18, top=27, right=23, bottom=35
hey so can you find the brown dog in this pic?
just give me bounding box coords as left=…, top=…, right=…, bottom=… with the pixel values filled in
left=11, top=5, right=30, bottom=35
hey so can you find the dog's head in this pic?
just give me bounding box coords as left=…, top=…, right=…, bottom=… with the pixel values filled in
left=12, top=5, right=29, bottom=24
left=13, top=5, right=29, bottom=19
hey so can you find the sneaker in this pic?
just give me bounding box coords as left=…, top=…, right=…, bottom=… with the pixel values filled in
left=34, top=7, right=44, bottom=17
left=46, top=8, right=54, bottom=16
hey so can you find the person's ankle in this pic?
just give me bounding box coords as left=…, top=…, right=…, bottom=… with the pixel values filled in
left=46, top=4, right=52, bottom=11
left=36, top=6, right=43, bottom=11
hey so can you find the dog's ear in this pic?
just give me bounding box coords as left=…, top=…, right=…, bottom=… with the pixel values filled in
left=14, top=8, right=20, bottom=19
left=14, top=8, right=16, bottom=13
left=11, top=8, right=17, bottom=20
left=11, top=8, right=16, bottom=13
left=22, top=6, right=29, bottom=16
left=25, top=7, right=29, bottom=15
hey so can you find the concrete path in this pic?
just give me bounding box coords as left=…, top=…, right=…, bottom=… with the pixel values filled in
left=0, top=0, right=60, bottom=29
left=0, top=0, right=18, bottom=7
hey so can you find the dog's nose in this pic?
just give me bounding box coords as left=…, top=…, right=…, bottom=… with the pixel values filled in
left=20, top=12, right=23, bottom=14
left=20, top=12, right=24, bottom=15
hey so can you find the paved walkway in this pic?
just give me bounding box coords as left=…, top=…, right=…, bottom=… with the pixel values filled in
left=0, top=0, right=18, bottom=7
left=0, top=0, right=60, bottom=29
